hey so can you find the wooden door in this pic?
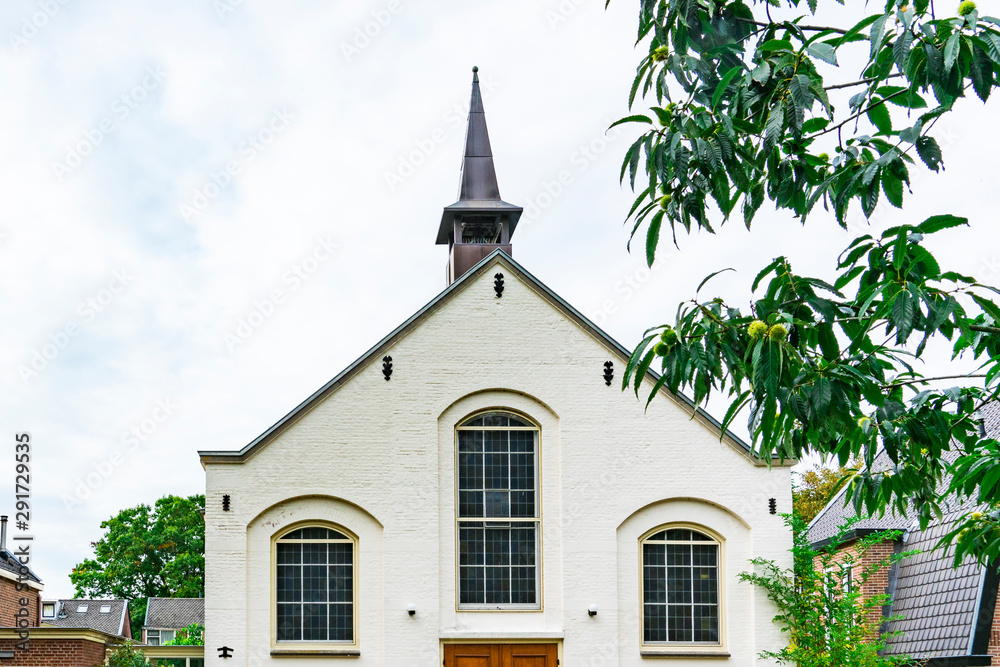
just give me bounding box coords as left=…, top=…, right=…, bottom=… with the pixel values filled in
left=503, top=644, right=557, bottom=667
left=444, top=644, right=557, bottom=667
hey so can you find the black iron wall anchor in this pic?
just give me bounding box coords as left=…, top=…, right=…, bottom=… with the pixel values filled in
left=769, top=498, right=777, bottom=515
left=494, top=272, right=505, bottom=297
left=603, top=361, right=614, bottom=386
left=217, top=646, right=233, bottom=658
left=222, top=494, right=231, bottom=512
left=382, top=356, right=393, bottom=380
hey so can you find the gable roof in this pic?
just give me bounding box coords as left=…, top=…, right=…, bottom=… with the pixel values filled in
left=805, top=402, right=1000, bottom=661
left=42, top=599, right=130, bottom=637
left=0, top=547, right=42, bottom=584
left=200, top=250, right=788, bottom=467
left=144, top=597, right=204, bottom=630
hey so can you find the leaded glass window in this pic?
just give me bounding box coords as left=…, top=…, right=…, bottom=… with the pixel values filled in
left=642, top=528, right=721, bottom=644
left=275, top=526, right=354, bottom=643
left=457, top=411, right=540, bottom=608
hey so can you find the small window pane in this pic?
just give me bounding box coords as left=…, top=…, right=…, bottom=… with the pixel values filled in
left=278, top=543, right=301, bottom=564
left=668, top=605, right=693, bottom=642
left=330, top=604, right=353, bottom=641
left=664, top=529, right=692, bottom=541
left=302, top=604, right=327, bottom=641
left=460, top=566, right=485, bottom=604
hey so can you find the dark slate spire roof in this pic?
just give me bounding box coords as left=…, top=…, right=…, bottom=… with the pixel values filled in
left=458, top=66, right=500, bottom=201
left=436, top=67, right=522, bottom=245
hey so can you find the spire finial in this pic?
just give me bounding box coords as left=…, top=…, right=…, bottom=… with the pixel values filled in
left=472, top=65, right=479, bottom=83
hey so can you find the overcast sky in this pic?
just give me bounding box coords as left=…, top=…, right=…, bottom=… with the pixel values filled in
left=1, top=1, right=997, bottom=599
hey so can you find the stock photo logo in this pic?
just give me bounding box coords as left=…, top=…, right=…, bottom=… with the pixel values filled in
left=179, top=108, right=294, bottom=221
left=17, top=270, right=134, bottom=384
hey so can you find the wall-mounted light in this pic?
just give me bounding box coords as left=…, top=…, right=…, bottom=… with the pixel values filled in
left=407, top=604, right=416, bottom=616
left=588, top=605, right=598, bottom=617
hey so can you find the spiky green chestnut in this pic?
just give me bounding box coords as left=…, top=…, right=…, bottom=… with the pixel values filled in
left=958, top=0, right=976, bottom=15
left=651, top=46, right=670, bottom=62
left=660, top=328, right=678, bottom=345
left=767, top=323, right=788, bottom=341
left=748, top=320, right=768, bottom=339
left=659, top=194, right=673, bottom=209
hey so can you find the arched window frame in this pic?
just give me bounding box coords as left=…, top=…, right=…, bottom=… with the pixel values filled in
left=270, top=521, right=359, bottom=650
left=639, top=523, right=725, bottom=651
left=455, top=409, right=543, bottom=611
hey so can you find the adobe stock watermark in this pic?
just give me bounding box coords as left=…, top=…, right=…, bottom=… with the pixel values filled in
left=518, top=119, right=625, bottom=228
left=340, top=0, right=408, bottom=63
left=51, top=66, right=166, bottom=182
left=213, top=0, right=245, bottom=20
left=383, top=74, right=501, bottom=192
left=179, top=108, right=294, bottom=221
left=544, top=0, right=590, bottom=30
left=17, top=269, right=134, bottom=384
left=7, top=0, right=71, bottom=54
left=224, top=235, right=338, bottom=352
left=62, top=398, right=177, bottom=510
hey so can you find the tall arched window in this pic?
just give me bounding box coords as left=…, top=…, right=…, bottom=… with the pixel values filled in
left=456, top=411, right=540, bottom=609
left=641, top=527, right=721, bottom=645
left=274, top=525, right=356, bottom=644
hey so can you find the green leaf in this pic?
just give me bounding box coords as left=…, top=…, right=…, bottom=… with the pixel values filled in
left=944, top=33, right=961, bottom=72
left=894, top=29, right=913, bottom=72
left=916, top=136, right=943, bottom=172
left=646, top=210, right=664, bottom=266
left=867, top=101, right=892, bottom=135
left=712, top=66, right=743, bottom=111
left=883, top=170, right=903, bottom=207
left=917, top=214, right=967, bottom=233
left=761, top=39, right=794, bottom=52
left=870, top=14, right=889, bottom=59
left=610, top=115, right=653, bottom=129
left=696, top=268, right=735, bottom=294
left=972, top=294, right=1000, bottom=323
left=751, top=61, right=772, bottom=84
left=807, top=42, right=839, bottom=65
left=802, top=117, right=830, bottom=133
left=891, top=289, right=917, bottom=342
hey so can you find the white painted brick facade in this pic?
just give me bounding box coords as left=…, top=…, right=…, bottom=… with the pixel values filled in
left=203, top=255, right=792, bottom=666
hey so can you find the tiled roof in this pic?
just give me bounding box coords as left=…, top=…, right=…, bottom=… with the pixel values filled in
left=803, top=402, right=1000, bottom=660
left=43, top=599, right=129, bottom=636
left=0, top=548, right=42, bottom=584
left=144, top=598, right=204, bottom=630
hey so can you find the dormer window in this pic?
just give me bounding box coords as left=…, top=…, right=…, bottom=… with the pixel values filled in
left=76, top=604, right=88, bottom=613
left=99, top=604, right=112, bottom=613
left=41, top=602, right=55, bottom=618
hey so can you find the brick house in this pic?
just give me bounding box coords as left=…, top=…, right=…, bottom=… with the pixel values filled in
left=142, top=597, right=204, bottom=646
left=198, top=69, right=796, bottom=666
left=0, top=515, right=134, bottom=665
left=806, top=402, right=1000, bottom=666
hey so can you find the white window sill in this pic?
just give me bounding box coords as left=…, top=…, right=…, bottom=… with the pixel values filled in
left=270, top=648, right=360, bottom=658
left=640, top=650, right=730, bottom=659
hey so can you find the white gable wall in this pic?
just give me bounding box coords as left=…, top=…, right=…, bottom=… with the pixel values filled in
left=204, top=256, right=791, bottom=666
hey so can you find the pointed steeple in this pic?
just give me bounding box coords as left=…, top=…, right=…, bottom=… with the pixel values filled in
left=437, top=67, right=523, bottom=285
left=457, top=67, right=501, bottom=201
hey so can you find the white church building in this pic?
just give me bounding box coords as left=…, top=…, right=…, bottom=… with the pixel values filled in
left=199, top=69, right=793, bottom=666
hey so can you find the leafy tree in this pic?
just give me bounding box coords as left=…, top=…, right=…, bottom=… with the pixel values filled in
left=794, top=463, right=858, bottom=523
left=101, top=641, right=147, bottom=667
left=739, top=514, right=912, bottom=666
left=71, top=495, right=204, bottom=632
left=163, top=623, right=204, bottom=646
left=614, top=0, right=1000, bottom=561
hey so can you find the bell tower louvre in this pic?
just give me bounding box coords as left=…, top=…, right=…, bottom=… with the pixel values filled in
left=436, top=67, right=523, bottom=285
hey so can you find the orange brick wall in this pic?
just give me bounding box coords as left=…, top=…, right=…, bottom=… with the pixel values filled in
left=0, top=574, right=40, bottom=627
left=988, top=579, right=1000, bottom=661
left=0, top=637, right=106, bottom=666
left=816, top=538, right=899, bottom=636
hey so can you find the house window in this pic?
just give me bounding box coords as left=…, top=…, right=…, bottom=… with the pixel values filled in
left=146, top=629, right=175, bottom=646
left=456, top=411, right=540, bottom=609
left=41, top=603, right=55, bottom=619
left=275, top=526, right=355, bottom=643
left=642, top=527, right=721, bottom=645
